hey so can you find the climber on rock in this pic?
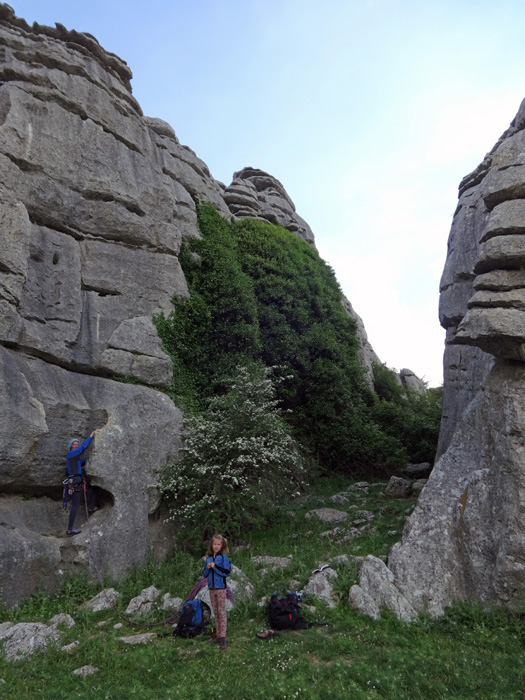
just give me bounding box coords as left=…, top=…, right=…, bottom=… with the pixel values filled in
left=63, top=430, right=100, bottom=536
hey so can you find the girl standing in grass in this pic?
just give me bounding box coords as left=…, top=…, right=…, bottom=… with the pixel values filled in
left=203, top=533, right=231, bottom=650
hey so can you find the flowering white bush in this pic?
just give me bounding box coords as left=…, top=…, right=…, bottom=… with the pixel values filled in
left=162, top=364, right=306, bottom=537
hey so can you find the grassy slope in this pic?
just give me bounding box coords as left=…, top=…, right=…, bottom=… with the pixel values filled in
left=1, top=477, right=524, bottom=700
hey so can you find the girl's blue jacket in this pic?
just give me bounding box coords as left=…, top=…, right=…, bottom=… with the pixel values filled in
left=203, top=554, right=231, bottom=590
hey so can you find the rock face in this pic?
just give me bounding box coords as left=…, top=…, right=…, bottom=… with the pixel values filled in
left=0, top=5, right=405, bottom=606
left=386, top=98, right=525, bottom=616
left=0, top=5, right=208, bottom=605
left=223, top=167, right=315, bottom=245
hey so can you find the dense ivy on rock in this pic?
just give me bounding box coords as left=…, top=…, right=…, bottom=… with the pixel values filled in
left=156, top=202, right=441, bottom=475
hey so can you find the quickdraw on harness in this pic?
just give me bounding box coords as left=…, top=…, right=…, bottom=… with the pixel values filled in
left=62, top=474, right=84, bottom=509
left=62, top=441, right=87, bottom=510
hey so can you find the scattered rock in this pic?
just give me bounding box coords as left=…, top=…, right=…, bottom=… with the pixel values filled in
left=47, top=613, right=75, bottom=629
left=84, top=588, right=120, bottom=612
left=257, top=596, right=268, bottom=608
left=73, top=665, right=99, bottom=677
left=160, top=594, right=183, bottom=612
left=349, top=585, right=380, bottom=620
left=385, top=476, right=412, bottom=498
left=1, top=622, right=60, bottom=661
left=411, top=479, right=428, bottom=494
left=351, top=555, right=417, bottom=622
left=61, top=640, right=80, bottom=653
left=125, top=586, right=162, bottom=615
left=118, top=633, right=156, bottom=645
left=304, top=567, right=339, bottom=608
left=330, top=493, right=349, bottom=505
left=354, top=509, right=375, bottom=520
left=347, top=482, right=370, bottom=492
left=97, top=620, right=111, bottom=627
left=113, top=623, right=123, bottom=630
left=400, top=462, right=433, bottom=479
left=319, top=526, right=361, bottom=543
left=251, top=555, right=292, bottom=570
left=0, top=622, right=14, bottom=638
left=305, top=508, right=349, bottom=524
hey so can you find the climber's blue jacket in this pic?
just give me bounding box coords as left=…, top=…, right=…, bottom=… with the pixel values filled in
left=202, top=554, right=231, bottom=590
left=66, top=436, right=92, bottom=476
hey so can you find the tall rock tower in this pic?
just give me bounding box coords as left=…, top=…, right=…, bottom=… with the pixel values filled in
left=387, top=99, right=525, bottom=615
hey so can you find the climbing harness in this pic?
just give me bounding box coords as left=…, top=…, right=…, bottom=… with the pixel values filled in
left=62, top=475, right=84, bottom=510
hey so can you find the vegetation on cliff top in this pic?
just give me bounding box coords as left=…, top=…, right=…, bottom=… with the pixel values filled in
left=155, top=202, right=441, bottom=481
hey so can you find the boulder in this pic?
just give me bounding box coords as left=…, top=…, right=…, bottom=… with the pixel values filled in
left=319, top=526, right=362, bottom=543
left=84, top=588, right=120, bottom=612
left=330, top=493, right=349, bottom=505
left=351, top=556, right=417, bottom=622
left=347, top=482, right=370, bottom=493
left=118, top=633, right=156, bottom=645
left=305, top=508, right=349, bottom=524
left=384, top=476, right=412, bottom=498
left=47, top=614, right=75, bottom=630
left=73, top=665, right=99, bottom=677
left=303, top=567, right=339, bottom=608
left=411, top=479, right=428, bottom=494
left=349, top=585, right=380, bottom=620
left=125, top=586, right=162, bottom=616
left=251, top=555, right=293, bottom=570
left=160, top=594, right=183, bottom=612
left=400, top=463, right=433, bottom=479
left=0, top=622, right=60, bottom=661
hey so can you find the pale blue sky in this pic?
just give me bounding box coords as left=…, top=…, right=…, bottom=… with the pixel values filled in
left=12, top=0, right=525, bottom=385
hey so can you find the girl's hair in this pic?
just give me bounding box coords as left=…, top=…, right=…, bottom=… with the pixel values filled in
left=207, top=533, right=229, bottom=556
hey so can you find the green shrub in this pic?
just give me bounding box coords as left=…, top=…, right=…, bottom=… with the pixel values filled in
left=161, top=364, right=306, bottom=540
left=156, top=203, right=440, bottom=478
left=371, top=363, right=442, bottom=464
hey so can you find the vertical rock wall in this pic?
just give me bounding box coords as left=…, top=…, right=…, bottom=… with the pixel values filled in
left=387, top=99, right=525, bottom=615
left=0, top=6, right=222, bottom=605
left=0, top=5, right=388, bottom=606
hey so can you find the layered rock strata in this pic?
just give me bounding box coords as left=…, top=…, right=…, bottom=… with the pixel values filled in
left=223, top=166, right=315, bottom=245
left=0, top=5, right=404, bottom=605
left=385, top=98, right=525, bottom=616
left=0, top=5, right=209, bottom=604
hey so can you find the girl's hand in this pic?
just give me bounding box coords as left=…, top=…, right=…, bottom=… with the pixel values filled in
left=208, top=562, right=215, bottom=568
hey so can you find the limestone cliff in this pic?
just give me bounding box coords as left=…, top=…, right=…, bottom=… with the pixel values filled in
left=0, top=4, right=393, bottom=606
left=385, top=100, right=525, bottom=615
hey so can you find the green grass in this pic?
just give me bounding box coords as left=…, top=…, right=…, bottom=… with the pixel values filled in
left=1, top=477, right=525, bottom=699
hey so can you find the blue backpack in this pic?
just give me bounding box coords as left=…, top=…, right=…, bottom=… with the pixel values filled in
left=174, top=599, right=211, bottom=638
